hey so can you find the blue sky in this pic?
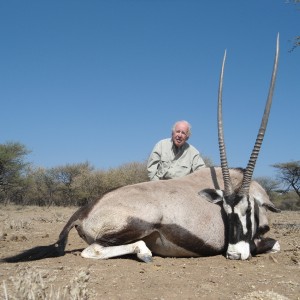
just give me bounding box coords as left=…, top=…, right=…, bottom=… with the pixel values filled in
left=0, top=0, right=299, bottom=178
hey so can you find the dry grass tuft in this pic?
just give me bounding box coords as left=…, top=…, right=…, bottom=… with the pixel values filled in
left=2, top=267, right=90, bottom=300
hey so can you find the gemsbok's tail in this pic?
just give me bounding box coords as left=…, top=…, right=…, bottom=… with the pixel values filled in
left=0, top=240, right=67, bottom=263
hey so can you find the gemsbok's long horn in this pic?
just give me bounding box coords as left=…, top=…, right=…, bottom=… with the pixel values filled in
left=238, top=34, right=280, bottom=196
left=218, top=49, right=234, bottom=196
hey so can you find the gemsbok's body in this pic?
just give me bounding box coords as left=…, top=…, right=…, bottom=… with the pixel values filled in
left=0, top=35, right=280, bottom=263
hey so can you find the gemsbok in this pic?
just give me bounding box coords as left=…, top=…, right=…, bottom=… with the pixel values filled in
left=1, top=35, right=280, bottom=263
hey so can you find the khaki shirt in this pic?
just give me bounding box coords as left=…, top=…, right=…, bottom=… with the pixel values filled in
left=147, top=138, right=205, bottom=181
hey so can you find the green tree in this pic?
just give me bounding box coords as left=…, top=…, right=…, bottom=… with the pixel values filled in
left=21, top=167, right=60, bottom=206
left=272, top=161, right=300, bottom=200
left=0, top=142, right=30, bottom=204
left=50, top=162, right=94, bottom=206
left=72, top=169, right=106, bottom=206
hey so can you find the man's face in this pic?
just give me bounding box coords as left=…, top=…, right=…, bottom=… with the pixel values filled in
left=172, top=122, right=189, bottom=147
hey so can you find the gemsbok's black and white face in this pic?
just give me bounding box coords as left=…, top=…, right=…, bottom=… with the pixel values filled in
left=223, top=194, right=253, bottom=260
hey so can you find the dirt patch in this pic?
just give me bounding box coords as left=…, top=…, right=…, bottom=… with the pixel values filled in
left=0, top=205, right=299, bottom=299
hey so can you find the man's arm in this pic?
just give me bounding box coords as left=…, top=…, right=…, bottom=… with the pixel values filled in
left=147, top=143, right=162, bottom=181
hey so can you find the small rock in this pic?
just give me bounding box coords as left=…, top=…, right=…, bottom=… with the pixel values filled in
left=291, top=255, right=299, bottom=264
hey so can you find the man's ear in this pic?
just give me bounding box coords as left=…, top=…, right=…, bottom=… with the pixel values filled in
left=198, top=188, right=224, bottom=204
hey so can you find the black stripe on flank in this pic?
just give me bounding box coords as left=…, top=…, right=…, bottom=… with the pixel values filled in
left=96, top=217, right=226, bottom=257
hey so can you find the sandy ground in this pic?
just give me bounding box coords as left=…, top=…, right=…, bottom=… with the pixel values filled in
left=0, top=204, right=299, bottom=300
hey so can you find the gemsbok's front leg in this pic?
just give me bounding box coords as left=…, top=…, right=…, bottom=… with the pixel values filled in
left=81, top=240, right=153, bottom=262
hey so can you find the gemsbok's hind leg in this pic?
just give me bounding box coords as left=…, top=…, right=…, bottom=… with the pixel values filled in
left=81, top=240, right=153, bottom=263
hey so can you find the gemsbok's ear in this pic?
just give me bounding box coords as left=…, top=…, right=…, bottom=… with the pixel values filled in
left=198, top=189, right=224, bottom=204
left=261, top=201, right=281, bottom=213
